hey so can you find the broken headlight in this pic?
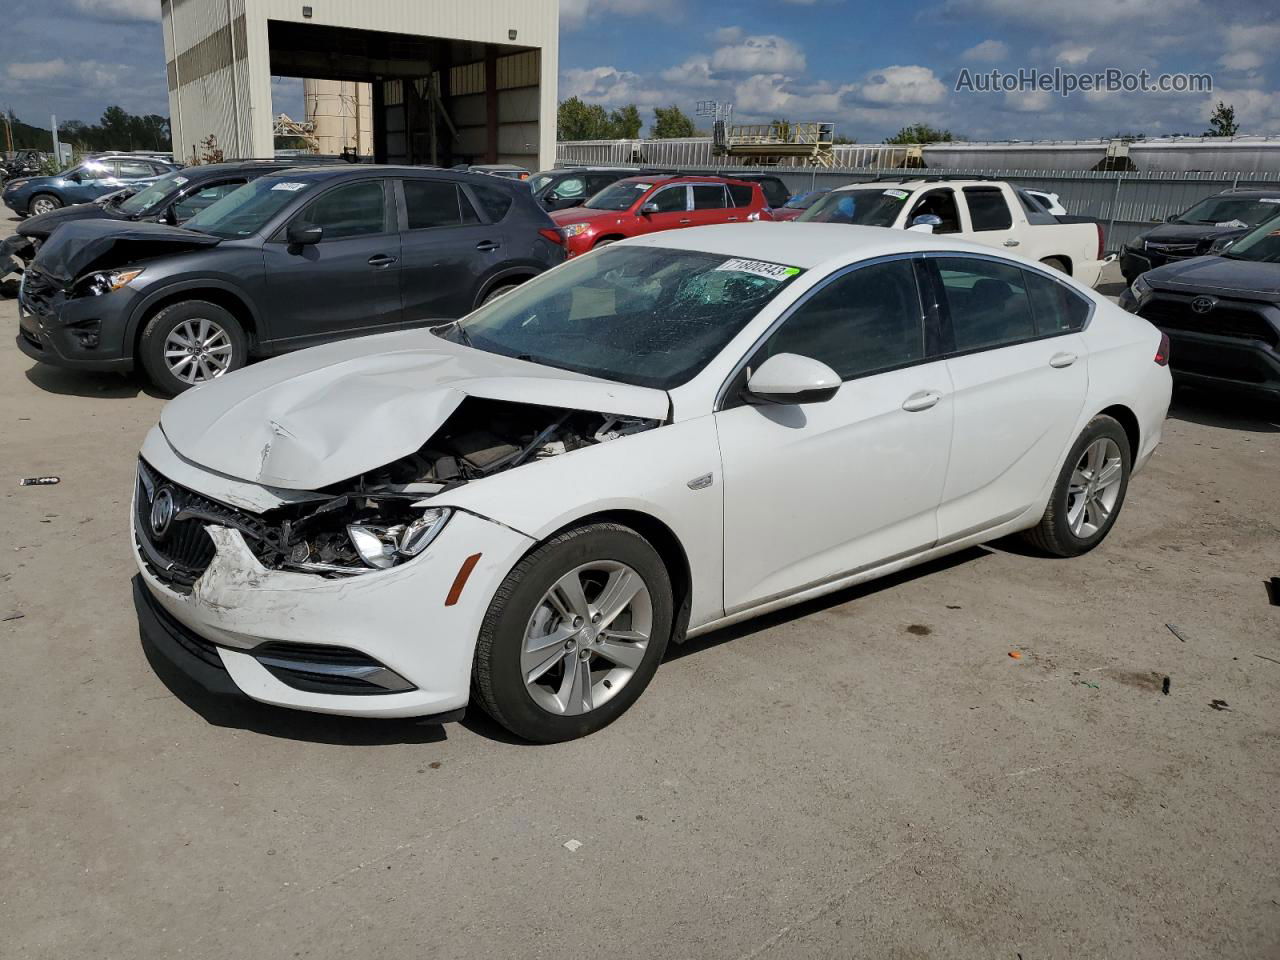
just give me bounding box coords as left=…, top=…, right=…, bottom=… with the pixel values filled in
left=346, top=507, right=452, bottom=570
left=77, top=268, right=143, bottom=297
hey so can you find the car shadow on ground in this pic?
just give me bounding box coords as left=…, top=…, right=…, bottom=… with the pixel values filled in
left=1168, top=387, right=1279, bottom=433
left=666, top=546, right=991, bottom=663
left=138, top=631, right=450, bottom=746
left=23, top=363, right=167, bottom=400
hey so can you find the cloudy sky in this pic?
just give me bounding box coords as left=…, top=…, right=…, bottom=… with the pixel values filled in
left=1, top=0, right=1277, bottom=142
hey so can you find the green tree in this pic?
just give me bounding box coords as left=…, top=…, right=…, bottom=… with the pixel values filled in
left=608, top=104, right=643, bottom=139
left=884, top=123, right=955, bottom=144
left=1204, top=101, right=1239, bottom=137
left=652, top=104, right=696, bottom=139
left=557, top=96, right=611, bottom=140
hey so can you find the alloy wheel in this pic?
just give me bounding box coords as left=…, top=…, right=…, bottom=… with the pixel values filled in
left=1066, top=437, right=1123, bottom=538
left=30, top=197, right=57, bottom=215
left=521, top=561, right=652, bottom=716
left=163, top=317, right=234, bottom=384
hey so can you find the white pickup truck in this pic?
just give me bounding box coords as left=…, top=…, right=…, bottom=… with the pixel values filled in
left=797, top=178, right=1110, bottom=287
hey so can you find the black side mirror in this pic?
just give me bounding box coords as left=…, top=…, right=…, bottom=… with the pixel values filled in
left=1166, top=214, right=1179, bottom=223
left=287, top=223, right=323, bottom=246
left=67, top=171, right=82, bottom=183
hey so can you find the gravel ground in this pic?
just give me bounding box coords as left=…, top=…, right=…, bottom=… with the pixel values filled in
left=1, top=214, right=1277, bottom=959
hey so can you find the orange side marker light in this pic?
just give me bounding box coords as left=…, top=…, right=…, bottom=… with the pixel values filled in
left=445, top=553, right=482, bottom=607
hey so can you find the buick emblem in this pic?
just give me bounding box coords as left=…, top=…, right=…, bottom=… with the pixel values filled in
left=1191, top=296, right=1216, bottom=314
left=149, top=486, right=177, bottom=540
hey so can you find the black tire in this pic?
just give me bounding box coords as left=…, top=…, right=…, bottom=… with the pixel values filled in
left=472, top=522, right=674, bottom=743
left=1041, top=256, right=1069, bottom=274
left=593, top=237, right=620, bottom=249
left=138, top=300, right=247, bottom=396
left=28, top=194, right=61, bottom=216
left=479, top=281, right=521, bottom=306
left=1022, top=415, right=1132, bottom=557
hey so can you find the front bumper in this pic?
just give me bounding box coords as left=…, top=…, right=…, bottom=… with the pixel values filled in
left=132, top=450, right=536, bottom=719
left=16, top=277, right=137, bottom=372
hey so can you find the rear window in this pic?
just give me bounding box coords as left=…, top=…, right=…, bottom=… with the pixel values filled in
left=757, top=178, right=790, bottom=209
left=468, top=181, right=514, bottom=222
left=727, top=183, right=754, bottom=208
left=405, top=180, right=478, bottom=229
left=964, top=187, right=1013, bottom=231
left=1025, top=269, right=1091, bottom=334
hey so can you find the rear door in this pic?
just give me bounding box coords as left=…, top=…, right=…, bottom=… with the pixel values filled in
left=926, top=254, right=1090, bottom=541
left=689, top=183, right=733, bottom=227
left=958, top=185, right=1019, bottom=252
left=397, top=177, right=499, bottom=321
left=261, top=177, right=402, bottom=346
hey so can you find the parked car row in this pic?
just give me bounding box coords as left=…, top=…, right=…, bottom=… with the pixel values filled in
left=2, top=154, right=180, bottom=217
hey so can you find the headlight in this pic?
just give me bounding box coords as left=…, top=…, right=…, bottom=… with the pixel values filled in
left=1129, top=274, right=1152, bottom=301
left=346, top=507, right=451, bottom=569
left=561, top=222, right=591, bottom=238
left=78, top=268, right=143, bottom=297
left=6, top=178, right=30, bottom=191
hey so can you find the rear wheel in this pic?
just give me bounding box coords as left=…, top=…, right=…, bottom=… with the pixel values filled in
left=1041, top=256, right=1069, bottom=274
left=472, top=523, right=673, bottom=743
left=28, top=194, right=61, bottom=216
left=1023, top=415, right=1131, bottom=557
left=480, top=281, right=521, bottom=306
left=138, top=300, right=247, bottom=396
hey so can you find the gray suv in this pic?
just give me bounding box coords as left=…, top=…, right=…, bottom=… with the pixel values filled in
left=18, top=166, right=566, bottom=394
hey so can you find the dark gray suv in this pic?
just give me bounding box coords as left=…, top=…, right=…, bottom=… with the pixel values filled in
left=18, top=166, right=566, bottom=394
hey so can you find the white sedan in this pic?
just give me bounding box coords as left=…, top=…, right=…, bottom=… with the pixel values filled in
left=133, top=224, right=1171, bottom=742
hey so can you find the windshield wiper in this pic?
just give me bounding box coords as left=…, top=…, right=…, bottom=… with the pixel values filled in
left=433, top=318, right=475, bottom=348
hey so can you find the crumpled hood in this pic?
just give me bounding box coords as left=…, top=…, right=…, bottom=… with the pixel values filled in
left=31, top=219, right=219, bottom=285
left=1147, top=255, right=1280, bottom=297
left=160, top=328, right=671, bottom=490
left=18, top=202, right=121, bottom=242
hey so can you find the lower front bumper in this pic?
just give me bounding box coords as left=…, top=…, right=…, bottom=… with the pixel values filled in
left=1164, top=330, right=1280, bottom=399
left=17, top=290, right=136, bottom=371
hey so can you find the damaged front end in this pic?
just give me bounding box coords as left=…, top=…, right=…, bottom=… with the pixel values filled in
left=137, top=398, right=659, bottom=586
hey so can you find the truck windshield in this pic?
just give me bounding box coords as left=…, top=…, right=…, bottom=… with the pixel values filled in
left=185, top=177, right=317, bottom=239
left=797, top=188, right=909, bottom=226
left=1221, top=216, right=1280, bottom=263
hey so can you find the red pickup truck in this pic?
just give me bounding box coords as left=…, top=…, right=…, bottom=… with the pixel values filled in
left=548, top=174, right=772, bottom=256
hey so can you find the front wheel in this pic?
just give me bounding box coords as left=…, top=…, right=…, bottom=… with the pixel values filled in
left=138, top=300, right=247, bottom=396
left=1022, top=415, right=1131, bottom=557
left=472, top=523, right=674, bottom=743
left=28, top=194, right=61, bottom=216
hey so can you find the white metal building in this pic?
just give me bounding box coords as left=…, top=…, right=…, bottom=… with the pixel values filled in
left=161, top=0, right=559, bottom=169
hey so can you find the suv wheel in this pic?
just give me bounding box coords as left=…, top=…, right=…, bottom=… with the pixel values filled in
left=138, top=300, right=247, bottom=396
left=29, top=194, right=61, bottom=216
left=472, top=523, right=673, bottom=743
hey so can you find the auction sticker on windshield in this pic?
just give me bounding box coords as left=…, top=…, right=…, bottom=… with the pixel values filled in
left=271, top=182, right=308, bottom=192
left=883, top=189, right=909, bottom=200
left=714, top=258, right=802, bottom=281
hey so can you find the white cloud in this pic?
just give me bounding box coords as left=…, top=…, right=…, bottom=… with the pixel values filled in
left=71, top=0, right=159, bottom=21
left=1219, top=51, right=1263, bottom=72
left=561, top=0, right=683, bottom=29
left=1004, top=88, right=1052, bottom=112
left=7, top=59, right=70, bottom=81
left=712, top=26, right=744, bottom=43
left=661, top=57, right=717, bottom=88
left=961, top=39, right=1008, bottom=62
left=1054, top=44, right=1094, bottom=65
left=711, top=35, right=807, bottom=74
left=850, top=65, right=947, bottom=105
left=559, top=65, right=668, bottom=109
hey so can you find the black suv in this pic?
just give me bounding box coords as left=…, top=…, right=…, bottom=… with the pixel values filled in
left=1119, top=189, right=1280, bottom=282
left=18, top=166, right=566, bottom=394
left=2, top=160, right=344, bottom=277
left=528, top=167, right=640, bottom=211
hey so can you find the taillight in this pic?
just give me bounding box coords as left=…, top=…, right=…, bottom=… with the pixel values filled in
left=1154, top=331, right=1170, bottom=366
left=538, top=227, right=565, bottom=245
left=1096, top=223, right=1105, bottom=260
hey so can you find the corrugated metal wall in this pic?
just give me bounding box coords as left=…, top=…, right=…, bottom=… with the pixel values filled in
left=164, top=0, right=252, bottom=162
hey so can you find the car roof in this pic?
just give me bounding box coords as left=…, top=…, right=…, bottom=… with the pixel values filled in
left=614, top=173, right=757, bottom=187
left=1217, top=189, right=1280, bottom=199
left=245, top=164, right=525, bottom=187
left=618, top=222, right=1014, bottom=269
left=833, top=179, right=1001, bottom=192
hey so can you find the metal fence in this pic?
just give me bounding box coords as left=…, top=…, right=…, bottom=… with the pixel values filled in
left=554, top=145, right=1280, bottom=255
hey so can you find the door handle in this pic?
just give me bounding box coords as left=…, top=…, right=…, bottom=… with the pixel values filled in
left=901, top=390, right=942, bottom=412
left=679, top=218, right=691, bottom=224
left=1049, top=351, right=1078, bottom=368
left=1003, top=238, right=1020, bottom=247
left=726, top=216, right=739, bottom=221
left=475, top=240, right=501, bottom=252
left=367, top=254, right=397, bottom=267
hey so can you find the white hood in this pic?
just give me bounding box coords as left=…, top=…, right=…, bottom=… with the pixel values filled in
left=159, top=329, right=670, bottom=490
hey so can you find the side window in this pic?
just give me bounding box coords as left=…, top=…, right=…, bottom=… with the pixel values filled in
left=758, top=258, right=924, bottom=380
left=963, top=187, right=1013, bottom=231
left=404, top=179, right=473, bottom=229
left=936, top=256, right=1036, bottom=351
left=172, top=180, right=245, bottom=221
left=727, top=183, right=753, bottom=208
left=907, top=189, right=961, bottom=234
left=1024, top=268, right=1091, bottom=334
left=552, top=176, right=587, bottom=199
left=1017, top=191, right=1058, bottom=225
left=117, top=160, right=155, bottom=179
left=649, top=185, right=688, bottom=213
left=760, top=179, right=790, bottom=208
left=294, top=180, right=387, bottom=240
left=587, top=174, right=620, bottom=194
left=692, top=184, right=727, bottom=210
left=468, top=182, right=513, bottom=222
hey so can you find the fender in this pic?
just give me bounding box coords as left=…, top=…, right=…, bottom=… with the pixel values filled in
left=124, top=277, right=268, bottom=360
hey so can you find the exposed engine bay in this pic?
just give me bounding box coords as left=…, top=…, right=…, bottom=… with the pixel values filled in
left=248, top=398, right=659, bottom=575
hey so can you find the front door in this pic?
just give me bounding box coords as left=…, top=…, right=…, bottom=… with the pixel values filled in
left=716, top=256, right=954, bottom=612
left=925, top=255, right=1091, bottom=541
left=633, top=184, right=690, bottom=236
left=262, top=178, right=402, bottom=348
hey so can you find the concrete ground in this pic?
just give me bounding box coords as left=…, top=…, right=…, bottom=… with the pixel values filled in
left=1, top=215, right=1278, bottom=960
